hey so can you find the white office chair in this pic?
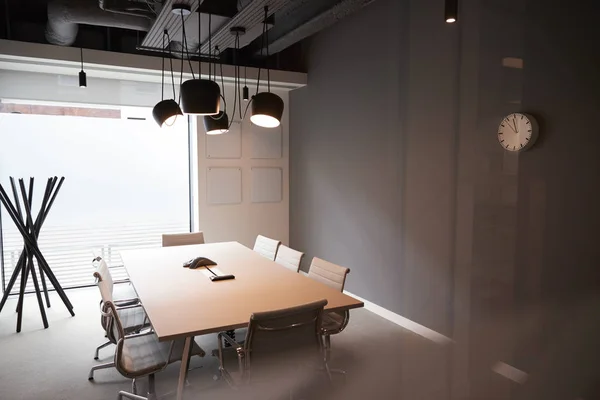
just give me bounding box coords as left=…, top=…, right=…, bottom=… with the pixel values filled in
left=274, top=245, right=304, bottom=273
left=100, top=301, right=205, bottom=400
left=89, top=258, right=150, bottom=379
left=253, top=235, right=281, bottom=261
left=162, top=232, right=205, bottom=247
left=307, top=257, right=351, bottom=378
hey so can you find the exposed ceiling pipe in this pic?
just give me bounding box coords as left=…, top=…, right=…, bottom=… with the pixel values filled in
left=256, top=0, right=376, bottom=55
left=45, top=0, right=154, bottom=46
left=99, top=0, right=158, bottom=19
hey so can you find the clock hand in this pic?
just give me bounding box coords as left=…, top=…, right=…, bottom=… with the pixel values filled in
left=512, top=117, right=518, bottom=133
left=504, top=118, right=516, bottom=133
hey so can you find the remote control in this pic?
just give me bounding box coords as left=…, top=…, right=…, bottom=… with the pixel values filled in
left=209, top=274, right=235, bottom=281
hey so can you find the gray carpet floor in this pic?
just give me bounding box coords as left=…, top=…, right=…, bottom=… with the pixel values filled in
left=0, top=287, right=449, bottom=400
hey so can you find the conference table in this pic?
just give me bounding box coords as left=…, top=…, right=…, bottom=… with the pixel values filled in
left=120, top=241, right=364, bottom=400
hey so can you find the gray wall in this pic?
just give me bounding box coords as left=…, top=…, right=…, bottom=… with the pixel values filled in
left=290, top=0, right=600, bottom=398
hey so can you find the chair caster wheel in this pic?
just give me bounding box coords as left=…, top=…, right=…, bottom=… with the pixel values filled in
left=88, top=377, right=94, bottom=381
left=94, top=357, right=99, bottom=360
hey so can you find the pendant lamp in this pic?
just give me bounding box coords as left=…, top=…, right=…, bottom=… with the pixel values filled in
left=176, top=4, right=220, bottom=115
left=203, top=40, right=230, bottom=134
left=79, top=48, right=87, bottom=88
left=152, top=30, right=183, bottom=127
left=445, top=0, right=458, bottom=23
left=204, top=111, right=229, bottom=134
left=251, top=6, right=284, bottom=128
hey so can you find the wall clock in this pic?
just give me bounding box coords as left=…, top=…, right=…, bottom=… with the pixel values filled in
left=497, top=113, right=538, bottom=152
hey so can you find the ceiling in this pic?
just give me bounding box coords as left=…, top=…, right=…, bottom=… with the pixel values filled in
left=0, top=0, right=376, bottom=73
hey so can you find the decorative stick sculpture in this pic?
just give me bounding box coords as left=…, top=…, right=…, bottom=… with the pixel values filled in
left=0, top=177, right=74, bottom=332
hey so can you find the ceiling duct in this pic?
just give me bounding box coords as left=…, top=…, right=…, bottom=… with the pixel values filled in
left=99, top=0, right=158, bottom=19
left=198, top=0, right=289, bottom=54
left=256, top=0, right=376, bottom=55
left=45, top=0, right=154, bottom=46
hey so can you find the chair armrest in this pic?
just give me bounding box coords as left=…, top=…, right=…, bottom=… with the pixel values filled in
left=122, top=331, right=156, bottom=341
left=114, top=303, right=144, bottom=311
left=114, top=298, right=140, bottom=307
left=321, top=310, right=350, bottom=335
left=100, top=303, right=144, bottom=317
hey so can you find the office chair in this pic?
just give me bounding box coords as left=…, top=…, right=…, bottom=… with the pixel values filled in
left=274, top=245, right=304, bottom=273
left=215, top=299, right=330, bottom=397
left=253, top=235, right=281, bottom=261
left=161, top=232, right=205, bottom=247
left=307, top=257, right=351, bottom=378
left=99, top=301, right=205, bottom=400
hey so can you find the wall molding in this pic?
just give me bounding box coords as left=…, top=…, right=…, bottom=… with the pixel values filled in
left=344, top=290, right=454, bottom=345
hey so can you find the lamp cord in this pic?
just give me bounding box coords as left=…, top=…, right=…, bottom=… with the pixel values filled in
left=181, top=11, right=195, bottom=79
left=265, top=7, right=270, bottom=92
left=161, top=31, right=165, bottom=101
left=199, top=7, right=202, bottom=78
left=237, top=35, right=242, bottom=119
left=178, top=30, right=184, bottom=104
left=165, top=30, right=177, bottom=100
left=255, top=6, right=267, bottom=95
left=208, top=13, right=212, bottom=80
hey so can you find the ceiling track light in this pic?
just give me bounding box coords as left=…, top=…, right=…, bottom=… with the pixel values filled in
left=445, top=0, right=458, bottom=23
left=250, top=6, right=284, bottom=128
left=152, top=29, right=183, bottom=127
left=79, top=47, right=87, bottom=88
left=176, top=3, right=220, bottom=116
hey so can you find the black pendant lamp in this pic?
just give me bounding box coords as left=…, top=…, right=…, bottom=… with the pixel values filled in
left=204, top=111, right=229, bottom=134
left=176, top=4, right=220, bottom=116
left=79, top=48, right=87, bottom=88
left=203, top=39, right=230, bottom=134
left=153, top=30, right=183, bottom=127
left=251, top=6, right=284, bottom=128
left=445, top=0, right=458, bottom=23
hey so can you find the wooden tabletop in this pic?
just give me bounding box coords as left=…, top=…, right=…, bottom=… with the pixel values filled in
left=120, top=242, right=364, bottom=341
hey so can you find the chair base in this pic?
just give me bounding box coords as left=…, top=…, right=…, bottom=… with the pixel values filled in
left=89, top=361, right=115, bottom=380
left=94, top=339, right=112, bottom=360
left=117, top=391, right=151, bottom=400
left=118, top=374, right=157, bottom=400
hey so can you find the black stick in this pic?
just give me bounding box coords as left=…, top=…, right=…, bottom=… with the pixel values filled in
left=34, top=177, right=73, bottom=310
left=36, top=178, right=53, bottom=307
left=12, top=179, right=28, bottom=324
left=20, top=178, right=48, bottom=328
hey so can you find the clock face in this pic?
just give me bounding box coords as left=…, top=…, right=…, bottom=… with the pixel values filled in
left=497, top=113, right=538, bottom=152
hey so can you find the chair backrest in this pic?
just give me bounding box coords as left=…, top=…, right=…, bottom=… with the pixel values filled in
left=162, top=232, right=205, bottom=247
left=307, top=257, right=350, bottom=292
left=101, top=300, right=125, bottom=346
left=93, top=258, right=114, bottom=304
left=102, top=300, right=156, bottom=378
left=274, top=245, right=304, bottom=273
left=244, top=299, right=327, bottom=378
left=253, top=235, right=281, bottom=261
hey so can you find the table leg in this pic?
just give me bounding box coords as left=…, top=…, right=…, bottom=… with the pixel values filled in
left=176, top=336, right=193, bottom=400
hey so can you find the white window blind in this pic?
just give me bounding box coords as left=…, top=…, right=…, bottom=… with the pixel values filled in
left=0, top=107, right=190, bottom=294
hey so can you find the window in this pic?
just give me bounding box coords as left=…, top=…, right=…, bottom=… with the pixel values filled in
left=0, top=103, right=191, bottom=293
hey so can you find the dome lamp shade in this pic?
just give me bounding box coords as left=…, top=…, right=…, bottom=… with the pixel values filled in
left=250, top=92, right=284, bottom=128
left=203, top=111, right=229, bottom=135
left=153, top=99, right=183, bottom=127
left=180, top=79, right=221, bottom=115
